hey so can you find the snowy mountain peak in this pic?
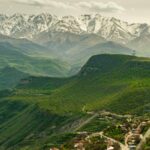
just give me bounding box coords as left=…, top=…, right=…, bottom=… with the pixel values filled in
left=0, top=13, right=150, bottom=43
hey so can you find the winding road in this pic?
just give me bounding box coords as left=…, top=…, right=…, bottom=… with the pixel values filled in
left=75, top=113, right=98, bottom=131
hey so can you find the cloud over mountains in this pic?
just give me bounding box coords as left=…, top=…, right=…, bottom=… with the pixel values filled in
left=14, top=0, right=125, bottom=13
left=77, top=1, right=125, bottom=13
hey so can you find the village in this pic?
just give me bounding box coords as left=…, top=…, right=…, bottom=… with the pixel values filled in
left=50, top=111, right=150, bottom=150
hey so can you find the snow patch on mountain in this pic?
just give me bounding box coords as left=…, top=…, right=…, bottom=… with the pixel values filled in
left=0, top=13, right=150, bottom=43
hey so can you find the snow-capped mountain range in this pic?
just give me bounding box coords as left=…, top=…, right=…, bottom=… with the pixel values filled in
left=0, top=13, right=150, bottom=43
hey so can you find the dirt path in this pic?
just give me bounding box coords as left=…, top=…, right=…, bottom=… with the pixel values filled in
left=75, top=113, right=98, bottom=131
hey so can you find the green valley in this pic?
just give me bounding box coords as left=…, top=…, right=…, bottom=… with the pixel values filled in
left=0, top=41, right=70, bottom=90
left=0, top=54, right=150, bottom=149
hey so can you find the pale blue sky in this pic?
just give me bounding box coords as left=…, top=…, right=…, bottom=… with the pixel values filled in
left=0, top=0, right=150, bottom=24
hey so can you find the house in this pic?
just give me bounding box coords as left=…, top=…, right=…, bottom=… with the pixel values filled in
left=20, top=79, right=30, bottom=84
left=74, top=140, right=85, bottom=150
left=141, top=121, right=147, bottom=127
left=107, top=146, right=114, bottom=150
left=50, top=147, right=59, bottom=150
left=77, top=131, right=88, bottom=136
left=128, top=144, right=136, bottom=150
left=127, top=134, right=141, bottom=145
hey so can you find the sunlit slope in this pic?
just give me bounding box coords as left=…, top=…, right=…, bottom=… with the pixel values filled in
left=10, top=54, right=150, bottom=114
left=0, top=91, right=87, bottom=150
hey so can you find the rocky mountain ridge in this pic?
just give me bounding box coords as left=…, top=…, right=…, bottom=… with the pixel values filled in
left=0, top=13, right=150, bottom=43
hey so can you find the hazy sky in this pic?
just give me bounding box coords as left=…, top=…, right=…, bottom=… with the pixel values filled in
left=0, top=0, right=150, bottom=24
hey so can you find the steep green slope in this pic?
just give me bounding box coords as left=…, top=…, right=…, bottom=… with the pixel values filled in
left=0, top=67, right=29, bottom=90
left=0, top=76, right=86, bottom=149
left=1, top=54, right=150, bottom=149
left=0, top=42, right=68, bottom=77
left=10, top=54, right=150, bottom=114
left=0, top=91, right=88, bottom=150
left=5, top=54, right=149, bottom=114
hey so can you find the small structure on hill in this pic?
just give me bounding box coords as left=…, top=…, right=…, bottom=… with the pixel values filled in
left=74, top=140, right=85, bottom=150
left=20, top=79, right=30, bottom=84
left=107, top=146, right=114, bottom=150
left=50, top=147, right=59, bottom=150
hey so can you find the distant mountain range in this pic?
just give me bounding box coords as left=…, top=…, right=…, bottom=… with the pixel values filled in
left=0, top=38, right=69, bottom=78
left=0, top=13, right=149, bottom=58
left=0, top=13, right=149, bottom=43
left=0, top=13, right=149, bottom=83
left=0, top=14, right=150, bottom=42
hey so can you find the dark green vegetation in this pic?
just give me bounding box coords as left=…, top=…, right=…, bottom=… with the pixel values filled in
left=62, top=135, right=108, bottom=150
left=144, top=137, right=150, bottom=150
left=11, top=54, right=149, bottom=114
left=0, top=54, right=150, bottom=149
left=104, top=126, right=125, bottom=143
left=84, top=136, right=107, bottom=150
left=0, top=96, right=88, bottom=150
left=0, top=67, right=29, bottom=90
left=79, top=117, right=111, bottom=133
